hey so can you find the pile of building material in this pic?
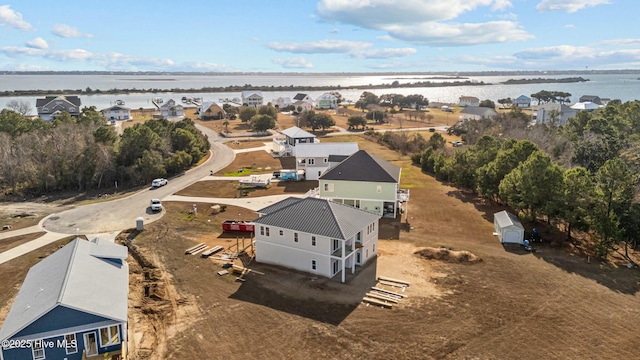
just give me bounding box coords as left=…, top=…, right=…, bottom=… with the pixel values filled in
left=362, top=276, right=410, bottom=308
left=185, top=243, right=208, bottom=255
left=201, top=245, right=224, bottom=258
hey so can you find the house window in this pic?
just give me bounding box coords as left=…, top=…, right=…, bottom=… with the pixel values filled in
left=332, top=239, right=339, bottom=252
left=32, top=340, right=45, bottom=360
left=311, top=260, right=317, bottom=270
left=83, top=333, right=98, bottom=356
left=279, top=230, right=283, bottom=236
left=312, top=236, right=316, bottom=246
left=376, top=185, right=382, bottom=193
left=356, top=232, right=361, bottom=241
left=308, top=158, right=315, bottom=165
left=294, top=233, right=298, bottom=242
left=260, top=226, right=264, bottom=236
left=323, top=183, right=334, bottom=192
left=323, top=158, right=328, bottom=163
left=99, top=325, right=120, bottom=347
left=333, top=260, right=339, bottom=275
left=265, top=227, right=270, bottom=236
left=64, top=334, right=78, bottom=354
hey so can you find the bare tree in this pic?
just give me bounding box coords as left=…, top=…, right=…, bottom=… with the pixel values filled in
left=5, top=100, right=33, bottom=116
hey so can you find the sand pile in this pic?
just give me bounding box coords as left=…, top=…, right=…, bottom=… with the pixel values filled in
left=414, top=247, right=482, bottom=264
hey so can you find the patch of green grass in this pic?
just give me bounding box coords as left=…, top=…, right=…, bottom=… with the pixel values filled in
left=222, top=167, right=264, bottom=176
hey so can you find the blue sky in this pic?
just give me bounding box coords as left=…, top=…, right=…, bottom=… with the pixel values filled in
left=0, top=0, right=637, bottom=72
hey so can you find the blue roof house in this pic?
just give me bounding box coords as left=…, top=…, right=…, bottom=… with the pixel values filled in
left=0, top=238, right=129, bottom=360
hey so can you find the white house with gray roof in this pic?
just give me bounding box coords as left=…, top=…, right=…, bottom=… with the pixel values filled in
left=241, top=90, right=264, bottom=107
left=294, top=142, right=359, bottom=180
left=253, top=197, right=381, bottom=283
left=272, top=126, right=318, bottom=156
left=0, top=238, right=129, bottom=360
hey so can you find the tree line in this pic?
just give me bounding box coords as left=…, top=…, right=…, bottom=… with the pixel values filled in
left=407, top=100, right=640, bottom=259
left=0, top=107, right=210, bottom=197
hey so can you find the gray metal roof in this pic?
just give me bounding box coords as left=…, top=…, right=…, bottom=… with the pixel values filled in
left=494, top=210, right=524, bottom=229
left=294, top=142, right=358, bottom=158
left=460, top=107, right=497, bottom=116
left=0, top=238, right=129, bottom=341
left=280, top=126, right=316, bottom=139
left=320, top=150, right=401, bottom=183
left=36, top=95, right=81, bottom=108
left=253, top=197, right=380, bottom=240
left=256, top=197, right=304, bottom=215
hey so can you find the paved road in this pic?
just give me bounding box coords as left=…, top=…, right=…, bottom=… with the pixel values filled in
left=41, top=125, right=235, bottom=234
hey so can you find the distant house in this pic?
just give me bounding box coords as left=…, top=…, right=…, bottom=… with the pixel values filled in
left=272, top=97, right=292, bottom=110
left=600, top=98, right=612, bottom=106
left=579, top=95, right=601, bottom=104
left=494, top=210, right=524, bottom=244
left=36, top=95, right=82, bottom=121
left=514, top=95, right=531, bottom=108
left=160, top=99, right=184, bottom=118
left=0, top=238, right=129, bottom=360
left=101, top=105, right=132, bottom=121
left=242, top=90, right=264, bottom=107
left=253, top=197, right=381, bottom=283
left=316, top=93, right=338, bottom=110
left=293, top=93, right=314, bottom=106
left=272, top=126, right=318, bottom=156
left=534, top=103, right=578, bottom=126
left=294, top=142, right=359, bottom=180
left=319, top=150, right=408, bottom=218
left=200, top=102, right=226, bottom=120
left=459, top=106, right=498, bottom=121
left=292, top=100, right=313, bottom=113
left=458, top=96, right=480, bottom=107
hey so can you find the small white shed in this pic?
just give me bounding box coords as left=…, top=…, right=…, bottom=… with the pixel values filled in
left=493, top=210, right=524, bottom=244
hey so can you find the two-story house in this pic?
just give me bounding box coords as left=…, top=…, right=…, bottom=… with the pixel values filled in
left=272, top=126, right=318, bottom=156
left=200, top=102, right=226, bottom=120
left=514, top=95, right=531, bottom=108
left=294, top=142, right=359, bottom=180
left=315, top=93, right=338, bottom=110
left=101, top=105, right=132, bottom=122
left=160, top=99, right=184, bottom=118
left=0, top=238, right=128, bottom=360
left=36, top=96, right=82, bottom=121
left=271, top=97, right=292, bottom=110
left=241, top=91, right=264, bottom=107
left=253, top=197, right=381, bottom=283
left=459, top=106, right=498, bottom=121
left=293, top=93, right=314, bottom=107
left=534, top=103, right=578, bottom=126
left=318, top=150, right=408, bottom=218
left=458, top=96, right=480, bottom=107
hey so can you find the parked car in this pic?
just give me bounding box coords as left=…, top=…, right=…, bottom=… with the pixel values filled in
left=150, top=199, right=163, bottom=212
left=451, top=141, right=463, bottom=147
left=151, top=178, right=168, bottom=188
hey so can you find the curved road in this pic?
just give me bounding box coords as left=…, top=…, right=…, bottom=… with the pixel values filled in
left=41, top=125, right=235, bottom=234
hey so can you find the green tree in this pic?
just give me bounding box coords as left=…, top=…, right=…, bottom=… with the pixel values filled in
left=428, top=132, right=446, bottom=150
left=355, top=91, right=379, bottom=110
left=239, top=106, right=258, bottom=123
left=561, top=167, right=595, bottom=241
left=479, top=99, right=495, bottom=109
left=497, top=98, right=513, bottom=108
left=347, top=115, right=367, bottom=130
left=258, top=105, right=278, bottom=120
left=250, top=114, right=276, bottom=133
left=308, top=113, right=335, bottom=131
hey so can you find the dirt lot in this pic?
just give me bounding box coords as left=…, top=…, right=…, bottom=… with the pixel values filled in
left=1, top=134, right=640, bottom=360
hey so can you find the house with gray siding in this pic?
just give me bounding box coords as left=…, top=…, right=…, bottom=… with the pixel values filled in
left=294, top=142, right=359, bottom=180
left=272, top=126, right=318, bottom=156
left=36, top=96, right=82, bottom=121
left=253, top=197, right=381, bottom=282
left=0, top=238, right=129, bottom=360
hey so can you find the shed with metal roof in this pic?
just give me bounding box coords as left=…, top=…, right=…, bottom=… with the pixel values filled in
left=493, top=210, right=525, bottom=244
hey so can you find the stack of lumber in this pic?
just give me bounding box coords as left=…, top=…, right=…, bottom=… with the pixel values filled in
left=185, top=243, right=208, bottom=255
left=201, top=245, right=224, bottom=258
left=362, top=276, right=411, bottom=308
left=377, top=276, right=410, bottom=290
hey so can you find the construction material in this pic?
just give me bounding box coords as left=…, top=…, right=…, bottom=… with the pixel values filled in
left=371, top=287, right=407, bottom=298
left=217, top=270, right=229, bottom=276
left=378, top=280, right=408, bottom=290
left=365, top=292, right=400, bottom=304
left=377, top=276, right=411, bottom=287
left=201, top=245, right=224, bottom=258
left=362, top=297, right=393, bottom=308
left=185, top=243, right=208, bottom=255
left=232, top=264, right=265, bottom=276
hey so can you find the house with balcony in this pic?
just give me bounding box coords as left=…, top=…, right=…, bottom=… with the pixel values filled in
left=294, top=142, right=359, bottom=180
left=318, top=150, right=409, bottom=218
left=458, top=96, right=480, bottom=107
left=316, top=93, right=338, bottom=109
left=0, top=238, right=129, bottom=360
left=241, top=90, right=264, bottom=107
left=514, top=95, right=531, bottom=108
left=36, top=96, right=82, bottom=121
left=272, top=126, right=318, bottom=156
left=101, top=105, right=132, bottom=121
left=253, top=197, right=381, bottom=283
left=160, top=99, right=184, bottom=118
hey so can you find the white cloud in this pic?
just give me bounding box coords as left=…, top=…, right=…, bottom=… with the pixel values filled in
left=317, top=0, right=529, bottom=46
left=536, top=0, right=611, bottom=13
left=350, top=47, right=417, bottom=59
left=598, top=38, right=640, bottom=47
left=376, top=35, right=394, bottom=41
left=26, top=37, right=49, bottom=49
left=565, top=24, right=576, bottom=29
left=273, top=57, right=314, bottom=69
left=387, top=21, right=533, bottom=46
left=52, top=24, right=93, bottom=38
left=510, top=44, right=640, bottom=69
left=0, top=5, right=33, bottom=31
left=268, top=39, right=371, bottom=53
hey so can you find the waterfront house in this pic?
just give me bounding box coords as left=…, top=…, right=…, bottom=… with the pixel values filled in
left=293, top=93, right=314, bottom=107
left=458, top=96, right=480, bottom=107
left=272, top=97, right=292, bottom=110
left=292, top=100, right=314, bottom=113
left=318, top=150, right=409, bottom=218
left=294, top=142, right=359, bottom=180
left=0, top=238, right=129, bottom=360
left=200, top=102, right=226, bottom=120
left=459, top=106, right=498, bottom=121
left=241, top=91, right=264, bottom=107
left=579, top=95, right=601, bottom=104
left=36, top=96, right=81, bottom=121
left=315, top=93, right=338, bottom=110
left=253, top=197, right=381, bottom=283
left=271, top=126, right=318, bottom=156
left=534, top=103, right=578, bottom=126
left=160, top=99, right=184, bottom=118
left=101, top=105, right=132, bottom=121
left=514, top=95, right=531, bottom=108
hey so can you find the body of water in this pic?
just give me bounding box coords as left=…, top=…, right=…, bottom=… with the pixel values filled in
left=1, top=73, right=639, bottom=115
